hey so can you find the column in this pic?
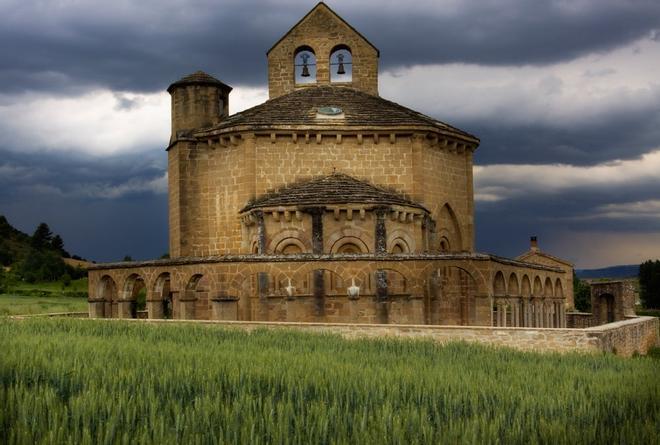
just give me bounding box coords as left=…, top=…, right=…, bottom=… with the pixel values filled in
left=375, top=207, right=387, bottom=253
left=146, top=300, right=164, bottom=319
left=117, top=300, right=133, bottom=319
left=145, top=290, right=163, bottom=319
left=512, top=300, right=520, bottom=327
left=376, top=269, right=389, bottom=323
left=178, top=290, right=196, bottom=319
left=255, top=210, right=266, bottom=254
left=308, top=207, right=324, bottom=254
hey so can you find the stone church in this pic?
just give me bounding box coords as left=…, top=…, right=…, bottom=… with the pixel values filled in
left=88, top=2, right=573, bottom=328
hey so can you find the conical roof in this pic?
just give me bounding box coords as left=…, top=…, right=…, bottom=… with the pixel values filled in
left=167, top=71, right=232, bottom=93
left=197, top=85, right=477, bottom=143
left=241, top=173, right=427, bottom=212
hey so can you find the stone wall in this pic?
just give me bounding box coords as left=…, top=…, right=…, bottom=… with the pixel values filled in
left=169, top=132, right=474, bottom=258
left=85, top=315, right=658, bottom=357
left=585, top=316, right=659, bottom=356
left=267, top=3, right=379, bottom=98
left=88, top=254, right=567, bottom=328
left=566, top=311, right=596, bottom=328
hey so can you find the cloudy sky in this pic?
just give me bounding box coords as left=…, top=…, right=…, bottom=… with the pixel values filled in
left=1, top=0, right=659, bottom=268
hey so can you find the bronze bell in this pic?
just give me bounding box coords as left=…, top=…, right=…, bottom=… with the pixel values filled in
left=336, top=53, right=346, bottom=75
left=301, top=53, right=311, bottom=77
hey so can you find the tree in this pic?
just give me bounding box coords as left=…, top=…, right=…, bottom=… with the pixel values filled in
left=50, top=234, right=71, bottom=258
left=0, top=267, right=7, bottom=293
left=31, top=223, right=53, bottom=250
left=16, top=249, right=66, bottom=283
left=123, top=255, right=134, bottom=262
left=573, top=271, right=591, bottom=312
left=639, top=260, right=660, bottom=309
left=0, top=240, right=13, bottom=266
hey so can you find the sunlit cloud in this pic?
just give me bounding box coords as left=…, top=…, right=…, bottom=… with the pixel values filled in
left=0, top=86, right=267, bottom=156
left=474, top=150, right=660, bottom=202
left=381, top=37, right=660, bottom=127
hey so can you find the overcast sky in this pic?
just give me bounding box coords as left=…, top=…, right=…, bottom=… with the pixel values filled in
left=1, top=0, right=659, bottom=268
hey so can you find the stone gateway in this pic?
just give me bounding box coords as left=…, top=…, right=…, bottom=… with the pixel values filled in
left=88, top=3, right=574, bottom=328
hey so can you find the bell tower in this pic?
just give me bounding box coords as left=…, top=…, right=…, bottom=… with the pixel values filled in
left=267, top=2, right=379, bottom=99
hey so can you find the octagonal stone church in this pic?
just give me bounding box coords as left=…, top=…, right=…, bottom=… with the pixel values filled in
left=88, top=2, right=574, bottom=328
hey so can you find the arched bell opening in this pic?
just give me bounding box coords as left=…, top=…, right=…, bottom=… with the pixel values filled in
left=294, top=46, right=316, bottom=84
left=330, top=44, right=352, bottom=83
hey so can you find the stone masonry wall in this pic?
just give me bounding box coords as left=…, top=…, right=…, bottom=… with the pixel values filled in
left=85, top=315, right=659, bottom=357
left=171, top=133, right=473, bottom=257
left=268, top=4, right=379, bottom=98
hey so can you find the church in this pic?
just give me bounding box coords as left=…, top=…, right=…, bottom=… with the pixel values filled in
left=88, top=2, right=573, bottom=328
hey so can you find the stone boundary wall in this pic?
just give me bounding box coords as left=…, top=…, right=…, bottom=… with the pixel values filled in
left=14, top=313, right=655, bottom=357
left=587, top=316, right=659, bottom=356
left=566, top=311, right=596, bottom=328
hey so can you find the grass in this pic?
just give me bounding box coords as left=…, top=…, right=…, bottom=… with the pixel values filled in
left=10, top=277, right=88, bottom=293
left=0, top=294, right=88, bottom=316
left=0, top=278, right=88, bottom=315
left=1, top=318, right=658, bottom=444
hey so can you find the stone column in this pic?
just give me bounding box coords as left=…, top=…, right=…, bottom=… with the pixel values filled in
left=145, top=289, right=163, bottom=319
left=178, top=291, right=196, bottom=319
left=375, top=269, right=389, bottom=323
left=146, top=299, right=164, bottom=319
left=512, top=299, right=520, bottom=327
left=88, top=299, right=105, bottom=318
left=308, top=207, right=324, bottom=254
left=255, top=210, right=266, bottom=254
left=375, top=207, right=387, bottom=254
left=117, top=299, right=134, bottom=319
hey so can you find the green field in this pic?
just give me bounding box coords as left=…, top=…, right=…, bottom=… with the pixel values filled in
left=0, top=278, right=88, bottom=315
left=1, top=319, right=658, bottom=444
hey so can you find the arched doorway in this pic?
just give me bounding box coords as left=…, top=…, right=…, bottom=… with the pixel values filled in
left=599, top=293, right=615, bottom=323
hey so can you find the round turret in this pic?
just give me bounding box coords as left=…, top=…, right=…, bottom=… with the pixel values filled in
left=167, top=71, right=232, bottom=143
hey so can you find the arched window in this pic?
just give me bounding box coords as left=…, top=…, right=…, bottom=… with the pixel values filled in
left=439, top=237, right=450, bottom=252
left=330, top=45, right=352, bottom=83
left=294, top=46, right=316, bottom=84
left=337, top=243, right=362, bottom=254
left=389, top=238, right=410, bottom=254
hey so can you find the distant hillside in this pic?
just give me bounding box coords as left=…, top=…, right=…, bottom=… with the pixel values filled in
left=0, top=215, right=87, bottom=267
left=575, top=264, right=639, bottom=279
left=0, top=215, right=33, bottom=265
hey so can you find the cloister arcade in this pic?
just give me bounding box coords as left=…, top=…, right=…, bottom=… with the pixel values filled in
left=88, top=255, right=567, bottom=327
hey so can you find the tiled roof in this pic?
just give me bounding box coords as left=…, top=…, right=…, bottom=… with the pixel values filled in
left=167, top=71, right=232, bottom=93
left=197, top=85, right=478, bottom=141
left=241, top=173, right=428, bottom=212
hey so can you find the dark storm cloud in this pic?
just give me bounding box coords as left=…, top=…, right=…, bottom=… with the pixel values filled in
left=1, top=0, right=660, bottom=94
left=0, top=147, right=168, bottom=262
left=468, top=106, right=660, bottom=166
left=475, top=185, right=660, bottom=263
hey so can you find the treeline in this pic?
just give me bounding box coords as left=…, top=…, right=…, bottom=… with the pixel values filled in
left=0, top=217, right=87, bottom=286
left=639, top=260, right=660, bottom=309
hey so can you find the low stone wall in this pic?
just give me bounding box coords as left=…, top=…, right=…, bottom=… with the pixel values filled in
left=77, top=315, right=658, bottom=357
left=584, top=316, right=659, bottom=357
left=566, top=311, right=596, bottom=328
